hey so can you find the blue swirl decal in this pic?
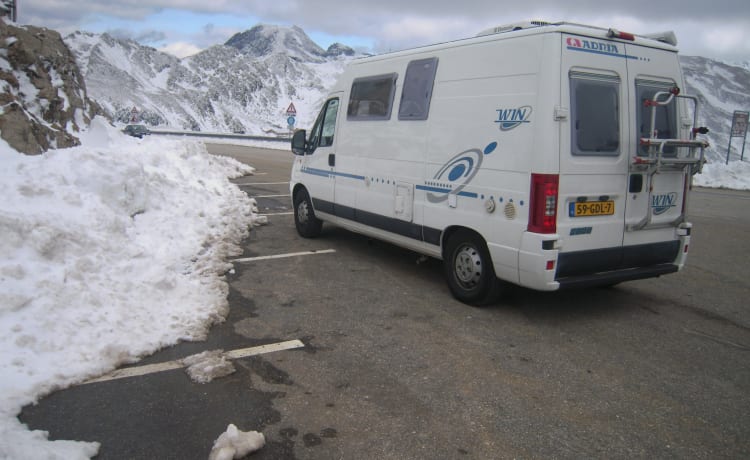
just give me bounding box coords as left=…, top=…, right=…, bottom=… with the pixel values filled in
left=424, top=142, right=497, bottom=203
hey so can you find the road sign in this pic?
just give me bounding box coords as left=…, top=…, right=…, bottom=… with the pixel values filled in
left=727, top=110, right=749, bottom=163
left=287, top=116, right=296, bottom=126
left=285, top=102, right=297, bottom=116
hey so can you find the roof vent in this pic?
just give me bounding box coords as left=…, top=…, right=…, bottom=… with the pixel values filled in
left=476, top=20, right=551, bottom=37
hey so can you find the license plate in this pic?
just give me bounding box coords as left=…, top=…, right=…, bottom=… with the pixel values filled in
left=570, top=201, right=615, bottom=217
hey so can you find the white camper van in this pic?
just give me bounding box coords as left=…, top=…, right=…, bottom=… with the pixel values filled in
left=289, top=21, right=709, bottom=305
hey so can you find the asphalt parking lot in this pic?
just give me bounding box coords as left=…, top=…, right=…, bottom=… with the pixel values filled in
left=21, top=143, right=750, bottom=459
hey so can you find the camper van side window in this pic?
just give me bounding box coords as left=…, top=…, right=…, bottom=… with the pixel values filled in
left=399, top=57, right=438, bottom=120
left=347, top=73, right=397, bottom=120
left=570, top=74, right=621, bottom=156
left=636, top=81, right=677, bottom=157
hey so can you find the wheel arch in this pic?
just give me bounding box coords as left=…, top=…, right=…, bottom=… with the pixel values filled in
left=441, top=226, right=489, bottom=260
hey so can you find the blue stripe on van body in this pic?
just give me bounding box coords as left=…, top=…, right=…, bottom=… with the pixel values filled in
left=414, top=185, right=478, bottom=199
left=301, top=167, right=365, bottom=181
left=302, top=169, right=481, bottom=198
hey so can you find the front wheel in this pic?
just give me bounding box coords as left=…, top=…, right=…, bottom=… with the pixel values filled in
left=444, top=230, right=501, bottom=306
left=293, top=188, right=322, bottom=238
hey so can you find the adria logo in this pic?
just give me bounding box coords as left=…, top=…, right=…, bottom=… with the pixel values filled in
left=566, top=37, right=620, bottom=54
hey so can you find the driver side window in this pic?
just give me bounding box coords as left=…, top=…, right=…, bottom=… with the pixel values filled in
left=308, top=98, right=339, bottom=152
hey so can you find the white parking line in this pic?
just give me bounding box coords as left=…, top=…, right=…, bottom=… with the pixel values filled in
left=263, top=211, right=294, bottom=216
left=232, top=249, right=336, bottom=263
left=81, top=340, right=305, bottom=385
left=254, top=194, right=291, bottom=198
left=237, top=182, right=289, bottom=186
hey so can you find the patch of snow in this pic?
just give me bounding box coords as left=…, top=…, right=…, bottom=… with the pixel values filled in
left=694, top=160, right=750, bottom=190
left=209, top=424, right=265, bottom=460
left=182, top=350, right=236, bottom=384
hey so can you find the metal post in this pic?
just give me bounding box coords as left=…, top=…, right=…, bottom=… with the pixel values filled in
left=726, top=137, right=732, bottom=165
left=742, top=135, right=747, bottom=161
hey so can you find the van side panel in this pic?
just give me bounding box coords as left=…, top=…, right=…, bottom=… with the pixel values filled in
left=423, top=36, right=549, bottom=282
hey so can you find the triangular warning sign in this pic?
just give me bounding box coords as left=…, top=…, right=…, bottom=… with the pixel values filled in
left=285, top=102, right=297, bottom=115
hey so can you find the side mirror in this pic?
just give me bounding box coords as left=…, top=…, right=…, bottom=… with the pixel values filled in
left=291, top=129, right=307, bottom=155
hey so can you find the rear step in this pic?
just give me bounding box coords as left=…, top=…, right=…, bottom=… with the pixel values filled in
left=628, top=87, right=709, bottom=231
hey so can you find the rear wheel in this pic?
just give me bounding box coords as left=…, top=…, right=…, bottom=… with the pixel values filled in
left=293, top=188, right=322, bottom=238
left=444, top=230, right=501, bottom=306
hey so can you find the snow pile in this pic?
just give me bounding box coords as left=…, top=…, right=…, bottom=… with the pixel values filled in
left=183, top=350, right=236, bottom=384
left=0, top=118, right=258, bottom=458
left=694, top=160, right=750, bottom=190
left=209, top=424, right=265, bottom=460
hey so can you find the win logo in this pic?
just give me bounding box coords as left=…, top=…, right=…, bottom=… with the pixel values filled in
left=651, top=193, right=678, bottom=215
left=495, top=106, right=532, bottom=131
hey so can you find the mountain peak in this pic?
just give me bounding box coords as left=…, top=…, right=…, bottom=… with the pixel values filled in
left=224, top=24, right=326, bottom=62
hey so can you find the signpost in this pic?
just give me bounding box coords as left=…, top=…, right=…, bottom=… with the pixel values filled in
left=285, top=102, right=297, bottom=131
left=726, top=110, right=749, bottom=164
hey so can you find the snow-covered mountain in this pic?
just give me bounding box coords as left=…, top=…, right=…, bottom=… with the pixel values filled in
left=64, top=25, right=354, bottom=134
left=64, top=24, right=748, bottom=164
left=681, top=56, right=750, bottom=163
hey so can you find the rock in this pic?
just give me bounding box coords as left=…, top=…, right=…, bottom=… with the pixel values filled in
left=0, top=19, right=103, bottom=154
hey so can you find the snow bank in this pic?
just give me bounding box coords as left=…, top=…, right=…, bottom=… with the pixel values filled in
left=694, top=160, right=750, bottom=190
left=0, top=118, right=257, bottom=458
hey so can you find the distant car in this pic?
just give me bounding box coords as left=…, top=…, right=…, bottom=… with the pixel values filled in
left=122, top=124, right=150, bottom=138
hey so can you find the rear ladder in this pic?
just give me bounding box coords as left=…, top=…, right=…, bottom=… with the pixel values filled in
left=628, top=87, right=709, bottom=231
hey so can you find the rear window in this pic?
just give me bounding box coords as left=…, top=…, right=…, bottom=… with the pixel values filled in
left=570, top=73, right=621, bottom=156
left=636, top=80, right=678, bottom=156
left=347, top=73, right=397, bottom=121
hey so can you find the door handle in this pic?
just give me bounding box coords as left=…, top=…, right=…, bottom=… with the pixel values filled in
left=328, top=154, right=335, bottom=167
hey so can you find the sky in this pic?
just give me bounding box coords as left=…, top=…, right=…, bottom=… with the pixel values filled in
left=17, top=0, right=750, bottom=61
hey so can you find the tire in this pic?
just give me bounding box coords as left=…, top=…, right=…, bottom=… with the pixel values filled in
left=444, top=230, right=501, bottom=306
left=293, top=188, right=322, bottom=238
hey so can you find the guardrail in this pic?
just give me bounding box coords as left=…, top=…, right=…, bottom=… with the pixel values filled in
left=149, top=129, right=291, bottom=143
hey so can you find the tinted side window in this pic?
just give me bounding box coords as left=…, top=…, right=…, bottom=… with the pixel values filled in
left=570, top=73, right=621, bottom=156
left=308, top=98, right=339, bottom=152
left=399, top=57, right=438, bottom=120
left=636, top=81, right=677, bottom=156
left=347, top=73, right=397, bottom=120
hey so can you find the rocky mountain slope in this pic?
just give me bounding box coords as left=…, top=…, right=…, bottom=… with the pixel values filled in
left=680, top=56, right=750, bottom=163
left=65, top=25, right=353, bottom=134
left=0, top=20, right=100, bottom=154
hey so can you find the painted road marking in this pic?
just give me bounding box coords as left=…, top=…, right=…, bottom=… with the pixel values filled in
left=254, top=194, right=291, bottom=198
left=82, top=340, right=305, bottom=385
left=232, top=249, right=336, bottom=264
left=237, top=182, right=289, bottom=186
left=262, top=211, right=294, bottom=216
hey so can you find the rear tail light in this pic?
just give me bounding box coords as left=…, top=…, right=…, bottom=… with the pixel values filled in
left=528, top=173, right=559, bottom=234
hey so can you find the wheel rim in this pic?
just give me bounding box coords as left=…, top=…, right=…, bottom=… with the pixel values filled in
left=454, top=244, right=482, bottom=288
left=297, top=199, right=309, bottom=224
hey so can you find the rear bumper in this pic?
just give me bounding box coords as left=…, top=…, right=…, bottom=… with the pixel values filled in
left=555, top=239, right=684, bottom=289
left=556, top=263, right=678, bottom=289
